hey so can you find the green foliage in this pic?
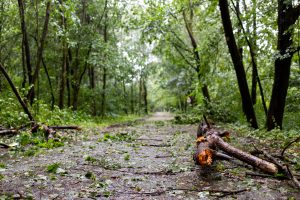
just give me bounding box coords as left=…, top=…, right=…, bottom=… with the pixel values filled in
left=85, top=156, right=97, bottom=163
left=85, top=171, right=96, bottom=180
left=124, top=153, right=130, bottom=161
left=46, top=163, right=61, bottom=173
left=99, top=132, right=135, bottom=142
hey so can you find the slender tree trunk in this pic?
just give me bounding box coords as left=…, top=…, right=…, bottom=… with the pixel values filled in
left=41, top=57, right=55, bottom=110
left=266, top=1, right=300, bottom=130
left=122, top=79, right=128, bottom=115
left=130, top=82, right=134, bottom=114
left=67, top=48, right=72, bottom=107
left=89, top=65, right=96, bottom=116
left=101, top=10, right=108, bottom=116
left=28, top=0, right=52, bottom=105
left=183, top=10, right=211, bottom=104
left=58, top=0, right=67, bottom=109
left=101, top=66, right=107, bottom=116
left=17, top=0, right=33, bottom=100
left=142, top=78, right=148, bottom=114
left=219, top=0, right=258, bottom=129
left=251, top=0, right=257, bottom=105
left=0, top=63, right=34, bottom=122
left=21, top=39, right=27, bottom=88
left=232, top=0, right=268, bottom=117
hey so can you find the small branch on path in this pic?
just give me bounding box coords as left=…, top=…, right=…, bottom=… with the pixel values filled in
left=116, top=187, right=249, bottom=197
left=136, top=138, right=163, bottom=141
left=142, top=144, right=171, bottom=147
left=0, top=129, right=19, bottom=135
left=49, top=126, right=81, bottom=130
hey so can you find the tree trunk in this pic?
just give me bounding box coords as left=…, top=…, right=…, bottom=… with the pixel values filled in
left=130, top=82, right=135, bottom=114
left=17, top=0, right=33, bottom=102
left=21, top=38, right=27, bottom=88
left=232, top=0, right=268, bottom=117
left=58, top=0, right=67, bottom=109
left=101, top=66, right=107, bottom=116
left=67, top=48, right=72, bottom=107
left=183, top=8, right=211, bottom=104
left=251, top=0, right=257, bottom=105
left=219, top=0, right=258, bottom=129
left=142, top=78, right=148, bottom=114
left=28, top=0, right=52, bottom=105
left=0, top=63, right=34, bottom=122
left=89, top=65, right=96, bottom=116
left=266, top=1, right=300, bottom=130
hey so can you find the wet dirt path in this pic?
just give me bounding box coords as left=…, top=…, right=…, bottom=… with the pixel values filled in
left=0, top=113, right=299, bottom=199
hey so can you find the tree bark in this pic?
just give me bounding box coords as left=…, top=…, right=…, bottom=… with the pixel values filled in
left=42, top=57, right=55, bottom=110
left=17, top=0, right=33, bottom=99
left=194, top=124, right=278, bottom=174
left=0, top=63, right=34, bottom=122
left=58, top=0, right=67, bottom=109
left=28, top=0, right=52, bottom=105
left=183, top=9, right=211, bottom=104
left=219, top=0, right=258, bottom=129
left=266, top=1, right=300, bottom=130
left=231, top=0, right=268, bottom=117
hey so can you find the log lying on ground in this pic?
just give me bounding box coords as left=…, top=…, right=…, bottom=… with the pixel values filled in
left=194, top=119, right=300, bottom=189
left=194, top=122, right=278, bottom=174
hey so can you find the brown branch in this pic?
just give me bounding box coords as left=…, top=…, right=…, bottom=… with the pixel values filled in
left=49, top=126, right=81, bottom=130
left=0, top=63, right=35, bottom=122
left=0, top=129, right=18, bottom=135
left=287, top=165, right=300, bottom=189
left=116, top=188, right=249, bottom=197
left=253, top=145, right=300, bottom=189
left=281, top=136, right=300, bottom=157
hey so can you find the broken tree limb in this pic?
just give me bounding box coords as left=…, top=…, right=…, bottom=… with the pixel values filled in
left=0, top=129, right=19, bottom=135
left=49, top=125, right=81, bottom=130
left=210, top=134, right=278, bottom=174
left=194, top=124, right=278, bottom=174
left=0, top=63, right=34, bottom=122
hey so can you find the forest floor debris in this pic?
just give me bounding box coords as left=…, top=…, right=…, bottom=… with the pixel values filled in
left=0, top=112, right=299, bottom=199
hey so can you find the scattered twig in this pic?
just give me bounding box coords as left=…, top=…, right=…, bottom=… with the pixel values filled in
left=286, top=165, right=300, bottom=189
left=246, top=172, right=275, bottom=178
left=142, top=144, right=171, bottom=147
left=116, top=187, right=249, bottom=197
left=0, top=129, right=18, bottom=135
left=252, top=145, right=300, bottom=189
left=281, top=136, right=300, bottom=157
left=49, top=125, right=81, bottom=130
left=203, top=114, right=211, bottom=129
left=0, top=143, right=10, bottom=148
left=136, top=138, right=163, bottom=141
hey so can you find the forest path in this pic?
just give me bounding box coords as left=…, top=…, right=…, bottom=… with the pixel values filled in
left=0, top=115, right=298, bottom=199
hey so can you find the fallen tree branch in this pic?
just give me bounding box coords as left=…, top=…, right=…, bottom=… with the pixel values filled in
left=116, top=187, right=249, bottom=197
left=0, top=143, right=10, bottom=148
left=49, top=126, right=81, bottom=130
left=0, top=63, right=35, bottom=122
left=281, top=136, right=300, bottom=157
left=253, top=145, right=300, bottom=189
left=0, top=129, right=18, bottom=135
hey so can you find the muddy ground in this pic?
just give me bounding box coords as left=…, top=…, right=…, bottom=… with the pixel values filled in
left=0, top=112, right=299, bottom=199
